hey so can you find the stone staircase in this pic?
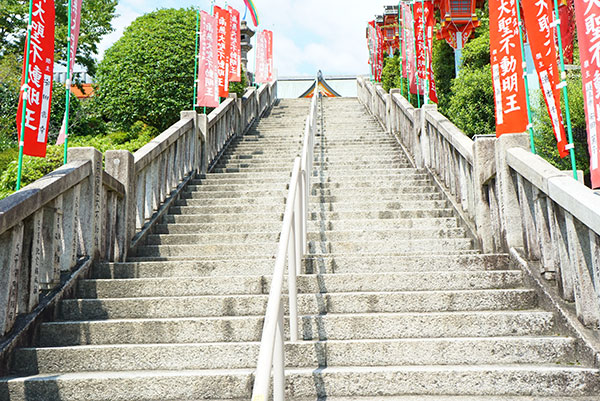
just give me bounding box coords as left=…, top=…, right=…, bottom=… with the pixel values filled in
left=1, top=97, right=599, bottom=400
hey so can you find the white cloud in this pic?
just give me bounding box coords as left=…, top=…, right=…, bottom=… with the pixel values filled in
left=96, top=0, right=396, bottom=76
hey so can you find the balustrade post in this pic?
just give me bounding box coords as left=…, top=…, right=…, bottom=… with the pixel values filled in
left=385, top=92, right=392, bottom=134
left=495, top=133, right=530, bottom=250
left=105, top=150, right=135, bottom=262
left=198, top=114, right=209, bottom=176
left=419, top=104, right=437, bottom=169
left=67, top=147, right=103, bottom=259
left=390, top=89, right=401, bottom=135
left=473, top=135, right=497, bottom=252
left=181, top=111, right=199, bottom=173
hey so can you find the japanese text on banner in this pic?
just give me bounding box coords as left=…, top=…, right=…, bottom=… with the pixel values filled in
left=489, top=0, right=529, bottom=136
left=574, top=0, right=600, bottom=187
left=215, top=6, right=231, bottom=98
left=197, top=11, right=219, bottom=108
left=228, top=6, right=241, bottom=82
left=522, top=0, right=568, bottom=157
left=16, top=0, right=55, bottom=158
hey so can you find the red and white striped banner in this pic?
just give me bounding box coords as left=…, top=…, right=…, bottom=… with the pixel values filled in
left=16, top=0, right=55, bottom=158
left=574, top=0, right=600, bottom=187
left=215, top=6, right=231, bottom=98
left=228, top=6, right=241, bottom=82
left=196, top=11, right=219, bottom=107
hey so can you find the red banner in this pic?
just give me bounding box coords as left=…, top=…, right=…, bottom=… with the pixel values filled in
left=402, top=6, right=416, bottom=88
left=255, top=30, right=269, bottom=83
left=560, top=0, right=575, bottom=64
left=522, top=0, right=568, bottom=158
left=574, top=0, right=600, bottom=187
left=376, top=24, right=384, bottom=82
left=16, top=0, right=55, bottom=158
left=489, top=0, right=528, bottom=137
left=265, top=30, right=274, bottom=81
left=197, top=11, right=219, bottom=107
left=215, top=6, right=230, bottom=98
left=228, top=6, right=241, bottom=82
left=412, top=1, right=437, bottom=102
left=367, top=21, right=377, bottom=79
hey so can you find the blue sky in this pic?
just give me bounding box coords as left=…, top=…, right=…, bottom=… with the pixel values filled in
left=97, top=0, right=397, bottom=77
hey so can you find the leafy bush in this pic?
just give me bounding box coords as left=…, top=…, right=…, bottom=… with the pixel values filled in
left=446, top=66, right=495, bottom=138
left=0, top=81, right=18, bottom=151
left=95, top=8, right=197, bottom=132
left=533, top=73, right=590, bottom=176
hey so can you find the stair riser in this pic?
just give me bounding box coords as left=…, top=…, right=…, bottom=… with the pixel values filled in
left=59, top=290, right=537, bottom=320
left=13, top=337, right=573, bottom=375
left=37, top=312, right=555, bottom=346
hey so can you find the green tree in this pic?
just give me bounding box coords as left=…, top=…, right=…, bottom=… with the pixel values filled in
left=95, top=8, right=197, bottom=132
left=0, top=0, right=117, bottom=76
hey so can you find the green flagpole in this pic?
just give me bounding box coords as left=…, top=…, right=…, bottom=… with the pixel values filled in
left=193, top=8, right=200, bottom=110
left=421, top=0, right=429, bottom=105
left=551, top=0, right=577, bottom=180
left=411, top=2, right=420, bottom=108
left=16, top=0, right=35, bottom=191
left=63, top=0, right=73, bottom=165
left=515, top=0, right=536, bottom=154
left=398, top=2, right=404, bottom=97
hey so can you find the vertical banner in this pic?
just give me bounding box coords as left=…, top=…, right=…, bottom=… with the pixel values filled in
left=265, top=30, right=274, bottom=81
left=16, top=0, right=55, bottom=158
left=57, top=0, right=83, bottom=146
left=197, top=11, right=219, bottom=107
left=376, top=24, right=384, bottom=82
left=401, top=8, right=407, bottom=79
left=214, top=6, right=231, bottom=98
left=574, top=0, right=600, bottom=187
left=413, top=1, right=437, bottom=101
left=403, top=5, right=417, bottom=92
left=367, top=21, right=377, bottom=79
left=560, top=0, right=575, bottom=64
left=228, top=6, right=241, bottom=82
left=489, top=0, right=528, bottom=137
left=522, top=0, right=568, bottom=157
left=255, top=31, right=269, bottom=83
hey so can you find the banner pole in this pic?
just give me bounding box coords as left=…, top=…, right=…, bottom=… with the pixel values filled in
left=552, top=0, right=577, bottom=180
left=16, top=0, right=35, bottom=191
left=63, top=0, right=73, bottom=165
left=411, top=2, right=420, bottom=108
left=194, top=8, right=200, bottom=110
left=515, top=0, right=536, bottom=154
left=421, top=0, right=429, bottom=105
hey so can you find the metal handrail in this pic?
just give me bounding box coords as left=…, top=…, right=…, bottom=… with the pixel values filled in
left=251, top=81, right=319, bottom=401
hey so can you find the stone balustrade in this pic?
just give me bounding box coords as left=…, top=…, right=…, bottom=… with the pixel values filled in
left=0, top=82, right=277, bottom=337
left=357, top=76, right=600, bottom=330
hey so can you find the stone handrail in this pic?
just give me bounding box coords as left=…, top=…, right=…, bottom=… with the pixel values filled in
left=357, top=76, right=600, bottom=330
left=0, top=81, right=278, bottom=338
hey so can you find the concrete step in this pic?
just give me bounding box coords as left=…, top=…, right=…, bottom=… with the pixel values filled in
left=59, top=289, right=537, bottom=320
left=308, top=193, right=444, bottom=202
left=307, top=228, right=467, bottom=242
left=13, top=337, right=575, bottom=375
left=168, top=204, right=285, bottom=215
left=308, top=199, right=450, bottom=212
left=309, top=217, right=460, bottom=231
left=303, top=254, right=510, bottom=274
left=311, top=182, right=438, bottom=192
left=161, top=212, right=283, bottom=224
left=174, top=196, right=285, bottom=207
left=145, top=232, right=280, bottom=246
left=76, top=271, right=523, bottom=299
left=309, top=209, right=456, bottom=221
left=312, top=238, right=475, bottom=254
left=37, top=310, right=556, bottom=346
left=154, top=221, right=285, bottom=234
left=133, top=242, right=278, bottom=258
left=180, top=189, right=287, bottom=200
left=281, top=365, right=600, bottom=398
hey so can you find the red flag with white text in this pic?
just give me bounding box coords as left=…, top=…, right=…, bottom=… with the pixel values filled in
left=266, top=30, right=274, bottom=81
left=376, top=24, right=384, bottom=81
left=228, top=6, right=241, bottom=82
left=16, top=0, right=55, bottom=158
left=214, top=6, right=231, bottom=98
left=574, top=0, right=600, bottom=187
left=489, top=0, right=529, bottom=137
left=522, top=0, right=568, bottom=158
left=197, top=11, right=219, bottom=107
left=255, top=30, right=269, bottom=83
left=412, top=1, right=437, bottom=102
